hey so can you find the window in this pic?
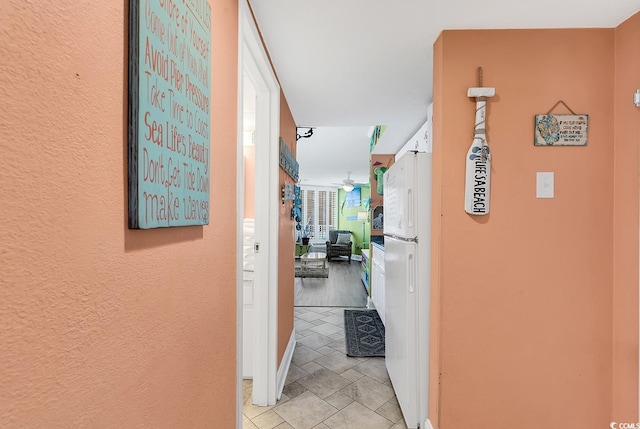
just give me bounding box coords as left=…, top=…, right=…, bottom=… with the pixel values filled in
left=300, top=187, right=338, bottom=241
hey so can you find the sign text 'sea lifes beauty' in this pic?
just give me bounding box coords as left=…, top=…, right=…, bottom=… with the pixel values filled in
left=128, top=0, right=211, bottom=228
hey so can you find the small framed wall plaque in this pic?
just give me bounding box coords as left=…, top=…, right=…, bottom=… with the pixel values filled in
left=127, top=0, right=212, bottom=229
left=534, top=114, right=588, bottom=146
left=372, top=205, right=384, bottom=230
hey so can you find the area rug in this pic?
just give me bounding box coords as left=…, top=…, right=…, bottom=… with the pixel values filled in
left=295, top=266, right=329, bottom=278
left=344, top=309, right=385, bottom=357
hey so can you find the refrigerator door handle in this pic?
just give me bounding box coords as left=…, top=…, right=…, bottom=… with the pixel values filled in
left=408, top=252, right=415, bottom=293
left=407, top=187, right=414, bottom=229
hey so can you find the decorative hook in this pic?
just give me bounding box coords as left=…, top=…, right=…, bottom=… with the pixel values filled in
left=296, top=127, right=314, bottom=141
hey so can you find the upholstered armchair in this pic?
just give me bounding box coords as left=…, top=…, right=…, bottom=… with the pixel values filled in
left=325, top=230, right=352, bottom=263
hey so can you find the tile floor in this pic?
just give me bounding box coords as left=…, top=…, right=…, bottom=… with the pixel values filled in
left=243, top=306, right=408, bottom=429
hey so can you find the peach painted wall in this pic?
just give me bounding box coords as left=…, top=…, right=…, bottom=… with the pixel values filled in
left=428, top=34, right=444, bottom=424
left=613, top=11, right=640, bottom=421
left=244, top=145, right=256, bottom=218
left=432, top=29, right=615, bottom=428
left=278, top=92, right=296, bottom=362
left=1, top=1, right=238, bottom=427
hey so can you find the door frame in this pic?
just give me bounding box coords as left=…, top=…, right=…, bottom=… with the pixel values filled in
left=236, top=0, right=281, bottom=420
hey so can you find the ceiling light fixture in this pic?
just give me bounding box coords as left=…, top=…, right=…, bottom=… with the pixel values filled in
left=341, top=171, right=355, bottom=192
left=296, top=127, right=314, bottom=141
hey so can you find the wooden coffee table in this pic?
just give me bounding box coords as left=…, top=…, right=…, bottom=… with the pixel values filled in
left=299, top=252, right=327, bottom=271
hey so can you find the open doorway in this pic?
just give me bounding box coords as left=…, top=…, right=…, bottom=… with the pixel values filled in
left=241, top=74, right=257, bottom=379
left=237, top=0, right=281, bottom=420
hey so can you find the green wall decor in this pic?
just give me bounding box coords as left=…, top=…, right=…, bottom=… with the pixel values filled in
left=346, top=187, right=361, bottom=207
left=338, top=185, right=371, bottom=254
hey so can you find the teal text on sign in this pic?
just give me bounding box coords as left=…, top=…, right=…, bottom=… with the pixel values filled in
left=128, top=0, right=212, bottom=228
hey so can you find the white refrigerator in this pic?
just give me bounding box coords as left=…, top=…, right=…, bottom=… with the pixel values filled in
left=383, top=151, right=432, bottom=429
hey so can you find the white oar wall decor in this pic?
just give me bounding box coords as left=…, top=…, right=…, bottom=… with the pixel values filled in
left=465, top=67, right=495, bottom=216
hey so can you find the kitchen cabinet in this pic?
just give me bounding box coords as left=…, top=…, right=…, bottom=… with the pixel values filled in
left=371, top=244, right=385, bottom=325
left=360, top=249, right=370, bottom=296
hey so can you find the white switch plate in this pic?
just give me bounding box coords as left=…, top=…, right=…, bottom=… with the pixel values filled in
left=537, top=172, right=554, bottom=198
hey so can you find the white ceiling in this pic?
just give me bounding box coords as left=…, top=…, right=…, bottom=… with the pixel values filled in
left=295, top=126, right=372, bottom=187
left=250, top=0, right=638, bottom=187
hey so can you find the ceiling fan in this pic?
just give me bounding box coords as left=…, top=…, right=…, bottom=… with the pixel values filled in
left=332, top=171, right=358, bottom=192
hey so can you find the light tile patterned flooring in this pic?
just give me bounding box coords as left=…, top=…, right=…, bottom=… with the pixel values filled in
left=243, top=306, right=408, bottom=429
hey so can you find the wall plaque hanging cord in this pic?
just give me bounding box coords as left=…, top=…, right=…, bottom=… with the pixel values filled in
left=464, top=67, right=495, bottom=216
left=534, top=100, right=588, bottom=146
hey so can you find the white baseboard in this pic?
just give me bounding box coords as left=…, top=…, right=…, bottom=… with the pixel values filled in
left=276, top=329, right=296, bottom=400
left=425, top=418, right=434, bottom=429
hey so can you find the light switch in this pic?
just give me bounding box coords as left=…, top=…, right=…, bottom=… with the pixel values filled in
left=536, top=172, right=554, bottom=198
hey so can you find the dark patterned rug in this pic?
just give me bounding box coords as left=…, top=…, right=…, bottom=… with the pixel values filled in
left=344, top=309, right=385, bottom=357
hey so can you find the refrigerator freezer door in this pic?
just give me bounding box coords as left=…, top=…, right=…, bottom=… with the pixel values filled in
left=384, top=152, right=431, bottom=239
left=384, top=154, right=414, bottom=239
left=384, top=235, right=421, bottom=428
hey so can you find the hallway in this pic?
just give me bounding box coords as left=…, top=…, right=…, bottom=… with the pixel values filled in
left=243, top=307, right=407, bottom=429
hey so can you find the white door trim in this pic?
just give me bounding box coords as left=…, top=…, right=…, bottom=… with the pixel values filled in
left=237, top=0, right=281, bottom=416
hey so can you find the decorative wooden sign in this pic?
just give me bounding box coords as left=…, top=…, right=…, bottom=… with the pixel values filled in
left=279, top=139, right=299, bottom=181
left=535, top=114, right=588, bottom=146
left=128, top=0, right=212, bottom=229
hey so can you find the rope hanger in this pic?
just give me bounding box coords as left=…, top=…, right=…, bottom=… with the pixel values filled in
left=546, top=100, right=576, bottom=115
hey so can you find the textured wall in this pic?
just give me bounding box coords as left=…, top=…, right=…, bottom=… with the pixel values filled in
left=278, top=91, right=296, bottom=362
left=432, top=28, right=615, bottom=428
left=428, top=34, right=444, bottom=425
left=613, top=11, right=640, bottom=421
left=0, top=1, right=239, bottom=427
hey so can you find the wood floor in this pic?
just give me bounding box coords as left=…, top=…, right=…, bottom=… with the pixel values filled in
left=294, top=258, right=368, bottom=307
